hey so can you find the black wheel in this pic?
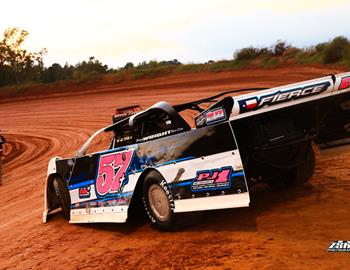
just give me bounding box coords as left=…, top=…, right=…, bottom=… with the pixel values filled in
left=142, top=171, right=199, bottom=231
left=268, top=144, right=316, bottom=190
left=293, top=145, right=316, bottom=184
left=53, top=177, right=71, bottom=220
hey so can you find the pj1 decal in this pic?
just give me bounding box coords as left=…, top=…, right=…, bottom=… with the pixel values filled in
left=191, top=167, right=232, bottom=191
left=238, top=81, right=331, bottom=113
left=95, top=149, right=135, bottom=197
left=339, top=76, right=350, bottom=91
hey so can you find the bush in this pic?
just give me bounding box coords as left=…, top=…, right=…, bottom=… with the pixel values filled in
left=323, top=36, right=350, bottom=64
left=315, top=42, right=327, bottom=53
left=283, top=47, right=302, bottom=57
left=124, top=62, right=134, bottom=70
left=175, top=63, right=206, bottom=73
left=234, top=47, right=261, bottom=61
left=131, top=65, right=175, bottom=79
left=41, top=63, right=73, bottom=83
left=234, top=46, right=273, bottom=61
left=273, top=40, right=290, bottom=56
left=73, top=70, right=102, bottom=84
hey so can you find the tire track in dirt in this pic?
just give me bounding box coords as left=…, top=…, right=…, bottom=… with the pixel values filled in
left=2, top=138, right=26, bottom=165
left=0, top=66, right=349, bottom=270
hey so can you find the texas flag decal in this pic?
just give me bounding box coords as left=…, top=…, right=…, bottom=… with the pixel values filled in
left=244, top=98, right=258, bottom=109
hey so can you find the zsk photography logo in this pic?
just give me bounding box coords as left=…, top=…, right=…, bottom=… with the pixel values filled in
left=328, top=240, right=350, bottom=252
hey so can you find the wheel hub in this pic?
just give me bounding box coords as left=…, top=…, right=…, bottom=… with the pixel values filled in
left=148, top=184, right=171, bottom=222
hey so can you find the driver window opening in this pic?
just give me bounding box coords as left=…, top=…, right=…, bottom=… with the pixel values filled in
left=134, top=110, right=175, bottom=140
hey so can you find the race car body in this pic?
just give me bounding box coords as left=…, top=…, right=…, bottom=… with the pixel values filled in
left=43, top=72, right=350, bottom=229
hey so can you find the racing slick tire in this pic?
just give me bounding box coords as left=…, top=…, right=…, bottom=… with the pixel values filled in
left=268, top=144, right=316, bottom=190
left=53, top=177, right=71, bottom=220
left=142, top=171, right=199, bottom=231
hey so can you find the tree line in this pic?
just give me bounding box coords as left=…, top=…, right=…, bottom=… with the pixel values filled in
left=1, top=27, right=349, bottom=88
left=0, top=27, right=111, bottom=86
left=233, top=37, right=350, bottom=66
left=0, top=27, right=182, bottom=87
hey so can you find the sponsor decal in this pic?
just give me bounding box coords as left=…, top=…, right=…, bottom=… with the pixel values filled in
left=238, top=81, right=331, bottom=113
left=195, top=107, right=227, bottom=127
left=206, top=107, right=226, bottom=124
left=136, top=130, right=178, bottom=143
left=95, top=149, right=134, bottom=197
left=116, top=135, right=132, bottom=144
left=78, top=186, right=91, bottom=199
left=328, top=240, right=350, bottom=252
left=140, top=130, right=171, bottom=141
left=160, top=179, right=175, bottom=209
left=70, top=195, right=132, bottom=209
left=339, top=76, right=350, bottom=91
left=191, top=167, right=232, bottom=191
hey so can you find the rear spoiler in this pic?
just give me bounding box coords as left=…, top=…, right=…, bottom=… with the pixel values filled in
left=173, top=88, right=268, bottom=113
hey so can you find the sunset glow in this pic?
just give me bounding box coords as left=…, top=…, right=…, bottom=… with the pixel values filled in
left=1, top=0, right=349, bottom=67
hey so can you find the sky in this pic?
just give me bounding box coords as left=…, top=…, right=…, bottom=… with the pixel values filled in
left=1, top=0, right=350, bottom=68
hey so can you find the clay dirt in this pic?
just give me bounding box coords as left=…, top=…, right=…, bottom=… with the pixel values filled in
left=0, top=66, right=349, bottom=269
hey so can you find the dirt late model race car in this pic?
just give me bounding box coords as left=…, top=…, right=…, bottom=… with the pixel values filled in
left=44, top=72, right=350, bottom=230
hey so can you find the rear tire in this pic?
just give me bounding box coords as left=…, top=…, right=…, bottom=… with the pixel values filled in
left=268, top=145, right=315, bottom=189
left=53, top=177, right=71, bottom=220
left=142, top=171, right=199, bottom=231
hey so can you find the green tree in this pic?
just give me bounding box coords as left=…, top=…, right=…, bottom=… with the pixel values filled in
left=273, top=40, right=290, bottom=56
left=0, top=27, right=46, bottom=86
left=124, top=62, right=134, bottom=69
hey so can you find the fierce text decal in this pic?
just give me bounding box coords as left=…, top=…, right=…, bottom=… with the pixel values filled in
left=191, top=167, right=232, bottom=191
left=95, top=149, right=134, bottom=197
left=238, top=81, right=331, bottom=113
left=339, top=76, right=350, bottom=91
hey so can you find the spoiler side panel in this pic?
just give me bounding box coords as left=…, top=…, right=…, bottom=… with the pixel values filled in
left=230, top=72, right=350, bottom=153
left=230, top=73, right=337, bottom=120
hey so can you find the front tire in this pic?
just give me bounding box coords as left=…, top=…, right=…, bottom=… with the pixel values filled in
left=53, top=177, right=71, bottom=220
left=142, top=171, right=199, bottom=231
left=142, top=171, right=175, bottom=230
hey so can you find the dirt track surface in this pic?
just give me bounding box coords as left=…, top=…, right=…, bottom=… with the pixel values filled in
left=0, top=66, right=349, bottom=269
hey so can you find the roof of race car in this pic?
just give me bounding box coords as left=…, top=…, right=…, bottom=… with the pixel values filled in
left=104, top=100, right=193, bottom=132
